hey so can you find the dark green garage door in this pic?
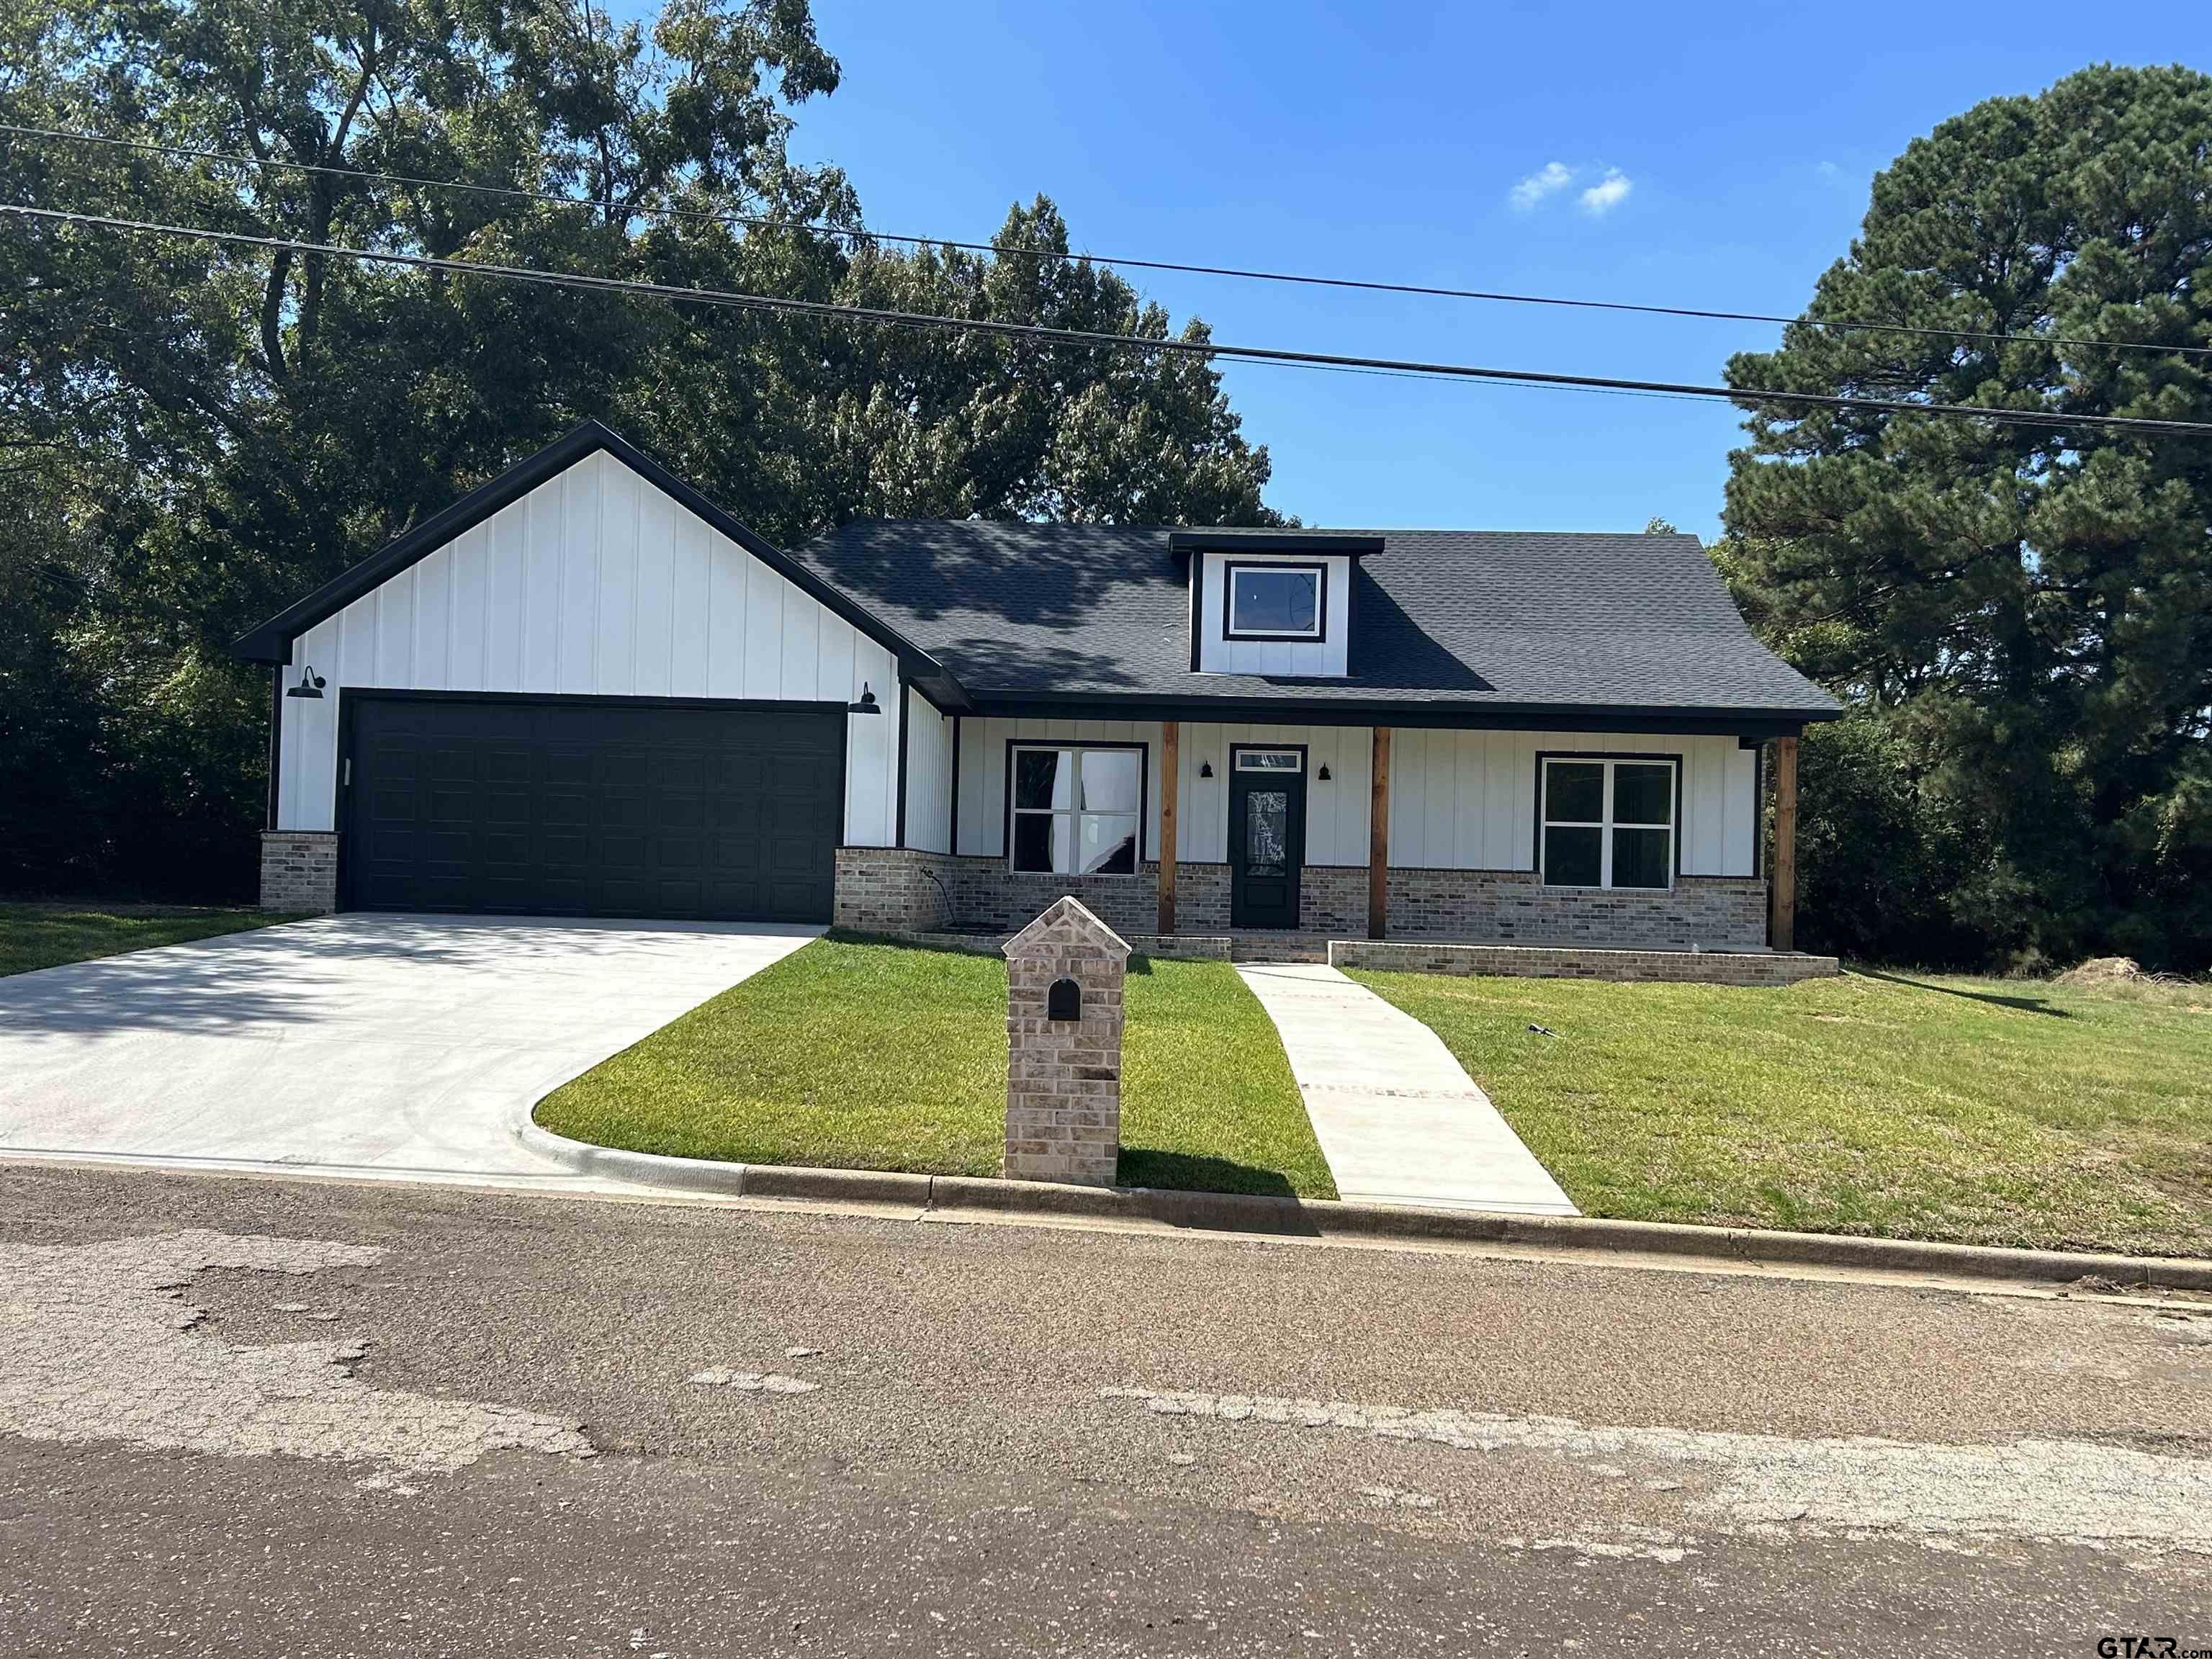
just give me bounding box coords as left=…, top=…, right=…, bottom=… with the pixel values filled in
left=342, top=694, right=843, bottom=922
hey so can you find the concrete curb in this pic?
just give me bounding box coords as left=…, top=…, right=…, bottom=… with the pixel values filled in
left=515, top=1112, right=2212, bottom=1292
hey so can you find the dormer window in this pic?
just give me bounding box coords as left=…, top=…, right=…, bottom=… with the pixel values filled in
left=1225, top=562, right=1326, bottom=642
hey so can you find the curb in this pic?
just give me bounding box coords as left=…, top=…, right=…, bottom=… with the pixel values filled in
left=515, top=1113, right=2212, bottom=1293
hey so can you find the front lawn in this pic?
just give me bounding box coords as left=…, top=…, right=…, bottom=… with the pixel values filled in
left=1346, top=967, right=2212, bottom=1256
left=0, top=902, right=296, bottom=978
left=536, top=934, right=1336, bottom=1199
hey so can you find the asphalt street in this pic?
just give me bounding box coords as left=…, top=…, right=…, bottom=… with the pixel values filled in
left=1, top=1159, right=2207, bottom=1656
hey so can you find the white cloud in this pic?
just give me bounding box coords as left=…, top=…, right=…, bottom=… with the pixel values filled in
left=1578, top=169, right=1633, bottom=215
left=1509, top=161, right=1575, bottom=212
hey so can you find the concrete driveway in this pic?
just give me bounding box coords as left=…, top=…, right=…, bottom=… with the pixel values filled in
left=0, top=914, right=819, bottom=1184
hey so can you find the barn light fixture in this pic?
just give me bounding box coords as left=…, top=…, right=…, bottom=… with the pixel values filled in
left=285, top=665, right=326, bottom=699
left=1317, top=764, right=1331, bottom=781
left=847, top=683, right=881, bottom=714
left=1197, top=760, right=1213, bottom=778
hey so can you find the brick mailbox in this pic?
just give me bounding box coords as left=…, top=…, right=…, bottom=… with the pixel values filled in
left=1002, top=896, right=1130, bottom=1186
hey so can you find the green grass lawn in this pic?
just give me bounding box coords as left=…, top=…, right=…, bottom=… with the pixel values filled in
left=1346, top=966, right=2212, bottom=1256
left=0, top=902, right=296, bottom=978
left=536, top=933, right=1336, bottom=1199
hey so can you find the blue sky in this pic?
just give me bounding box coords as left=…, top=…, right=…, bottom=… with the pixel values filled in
left=742, top=1, right=2203, bottom=538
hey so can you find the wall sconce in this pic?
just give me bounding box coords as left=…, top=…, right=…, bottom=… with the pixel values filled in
left=847, top=682, right=881, bottom=714
left=1317, top=764, right=1332, bottom=781
left=1197, top=760, right=1213, bottom=778
left=285, top=665, right=326, bottom=699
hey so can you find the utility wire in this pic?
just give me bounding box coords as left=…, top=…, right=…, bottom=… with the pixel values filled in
left=6, top=119, right=2208, bottom=362
left=7, top=202, right=2211, bottom=439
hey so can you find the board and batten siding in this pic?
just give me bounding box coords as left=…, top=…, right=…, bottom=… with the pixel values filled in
left=273, top=449, right=900, bottom=845
left=950, top=719, right=1758, bottom=878
left=902, top=688, right=953, bottom=855
left=1193, top=552, right=1353, bottom=677
left=1382, top=728, right=1757, bottom=878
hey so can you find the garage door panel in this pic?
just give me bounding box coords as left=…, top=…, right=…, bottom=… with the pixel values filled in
left=344, top=696, right=840, bottom=922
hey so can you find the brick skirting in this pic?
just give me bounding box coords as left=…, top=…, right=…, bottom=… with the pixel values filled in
left=1329, top=939, right=1839, bottom=985
left=832, top=847, right=958, bottom=932
left=834, top=849, right=1768, bottom=952
left=1388, top=868, right=1769, bottom=953
left=260, top=831, right=340, bottom=913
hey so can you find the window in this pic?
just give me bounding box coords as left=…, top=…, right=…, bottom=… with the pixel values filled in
left=1235, top=749, right=1303, bottom=772
left=1540, top=757, right=1676, bottom=889
left=1010, top=745, right=1143, bottom=875
left=1225, top=562, right=1325, bottom=639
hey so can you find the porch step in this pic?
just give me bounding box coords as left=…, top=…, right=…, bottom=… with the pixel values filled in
left=1228, top=934, right=1333, bottom=964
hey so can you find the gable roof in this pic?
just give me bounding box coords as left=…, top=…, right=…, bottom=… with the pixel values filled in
left=230, top=421, right=944, bottom=676
left=233, top=421, right=1836, bottom=732
left=787, top=521, right=1840, bottom=729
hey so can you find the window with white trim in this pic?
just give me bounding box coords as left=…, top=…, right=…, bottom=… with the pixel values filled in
left=1540, top=757, right=1676, bottom=889
left=1010, top=746, right=1143, bottom=875
left=1225, top=562, right=1324, bottom=639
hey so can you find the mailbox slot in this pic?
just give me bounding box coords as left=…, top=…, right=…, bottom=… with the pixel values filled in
left=1046, top=976, right=1082, bottom=1021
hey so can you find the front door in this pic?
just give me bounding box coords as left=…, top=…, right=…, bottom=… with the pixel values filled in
left=1228, top=747, right=1306, bottom=929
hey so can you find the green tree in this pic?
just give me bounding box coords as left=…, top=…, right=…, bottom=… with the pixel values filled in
left=0, top=0, right=1277, bottom=898
left=1721, top=64, right=2212, bottom=969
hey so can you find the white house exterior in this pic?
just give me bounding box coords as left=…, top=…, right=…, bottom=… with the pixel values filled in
left=238, top=423, right=1836, bottom=974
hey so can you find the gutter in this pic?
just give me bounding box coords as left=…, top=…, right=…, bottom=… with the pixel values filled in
left=513, top=1113, right=2212, bottom=1295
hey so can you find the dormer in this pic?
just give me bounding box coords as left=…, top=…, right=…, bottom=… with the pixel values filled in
left=1172, top=529, right=1382, bottom=678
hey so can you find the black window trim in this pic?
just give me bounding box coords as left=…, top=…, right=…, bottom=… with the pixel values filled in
left=1221, top=559, right=1330, bottom=644
left=1532, top=750, right=1683, bottom=890
left=1001, top=738, right=1151, bottom=878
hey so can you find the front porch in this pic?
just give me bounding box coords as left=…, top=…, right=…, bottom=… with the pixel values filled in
left=843, top=718, right=1831, bottom=984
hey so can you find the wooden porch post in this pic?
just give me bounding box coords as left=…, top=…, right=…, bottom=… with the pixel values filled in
left=1157, top=721, right=1179, bottom=935
left=1368, top=726, right=1391, bottom=939
left=1770, top=734, right=1799, bottom=952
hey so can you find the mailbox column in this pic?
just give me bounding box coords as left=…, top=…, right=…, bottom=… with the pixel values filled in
left=1001, top=896, right=1130, bottom=1187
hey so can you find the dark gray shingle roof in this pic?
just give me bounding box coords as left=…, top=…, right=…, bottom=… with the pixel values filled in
left=788, top=521, right=1838, bottom=719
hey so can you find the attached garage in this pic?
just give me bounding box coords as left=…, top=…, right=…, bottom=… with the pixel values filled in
left=342, top=693, right=843, bottom=922
left=240, top=423, right=926, bottom=922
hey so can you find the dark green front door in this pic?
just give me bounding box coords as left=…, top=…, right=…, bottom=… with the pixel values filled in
left=1228, top=747, right=1307, bottom=929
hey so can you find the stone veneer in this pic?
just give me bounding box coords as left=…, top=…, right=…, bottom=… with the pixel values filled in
left=1330, top=940, right=1839, bottom=986
left=260, top=831, right=340, bottom=913
left=833, top=848, right=1769, bottom=954
left=1002, top=897, right=1129, bottom=1187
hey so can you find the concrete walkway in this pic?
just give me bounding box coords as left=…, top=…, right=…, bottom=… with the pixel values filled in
left=1235, top=961, right=1578, bottom=1215
left=0, top=914, right=818, bottom=1184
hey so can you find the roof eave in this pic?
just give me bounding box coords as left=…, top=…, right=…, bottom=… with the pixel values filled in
left=1166, top=529, right=1385, bottom=558
left=959, top=686, right=1840, bottom=737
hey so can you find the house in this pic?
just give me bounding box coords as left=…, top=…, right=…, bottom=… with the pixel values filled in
left=235, top=421, right=1840, bottom=979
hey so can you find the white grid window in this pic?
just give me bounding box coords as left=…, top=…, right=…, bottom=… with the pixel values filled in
left=1540, top=757, right=1676, bottom=890
left=1010, top=747, right=1142, bottom=876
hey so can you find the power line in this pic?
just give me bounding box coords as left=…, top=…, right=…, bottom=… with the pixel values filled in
left=6, top=119, right=2208, bottom=363
left=8, top=202, right=2211, bottom=439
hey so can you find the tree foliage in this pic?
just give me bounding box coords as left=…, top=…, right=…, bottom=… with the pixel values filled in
left=1722, top=64, right=2212, bottom=969
left=0, top=0, right=1277, bottom=898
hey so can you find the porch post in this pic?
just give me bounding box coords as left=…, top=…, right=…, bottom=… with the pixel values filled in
left=1771, top=734, right=1799, bottom=952
left=1367, top=726, right=1390, bottom=939
left=1158, top=720, right=1179, bottom=935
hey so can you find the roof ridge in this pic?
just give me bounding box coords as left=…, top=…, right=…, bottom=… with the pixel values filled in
left=817, top=518, right=1706, bottom=541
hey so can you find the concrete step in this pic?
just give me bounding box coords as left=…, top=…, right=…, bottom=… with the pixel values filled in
left=1228, top=935, right=1333, bottom=964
